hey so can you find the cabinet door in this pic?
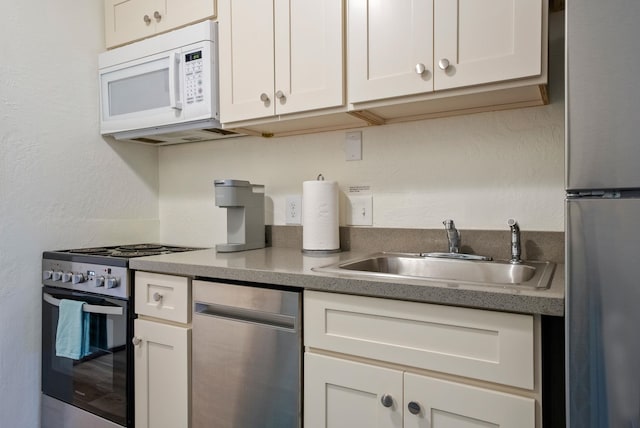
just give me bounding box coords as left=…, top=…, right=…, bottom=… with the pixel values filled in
left=404, top=373, right=535, bottom=428
left=158, top=0, right=216, bottom=34
left=105, top=0, right=157, bottom=48
left=218, top=0, right=275, bottom=123
left=304, top=353, right=402, bottom=428
left=433, top=0, right=542, bottom=91
left=348, top=0, right=434, bottom=103
left=134, top=319, right=191, bottom=428
left=274, top=0, right=344, bottom=115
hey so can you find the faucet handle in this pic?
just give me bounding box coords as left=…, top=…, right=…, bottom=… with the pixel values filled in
left=507, top=218, right=518, bottom=228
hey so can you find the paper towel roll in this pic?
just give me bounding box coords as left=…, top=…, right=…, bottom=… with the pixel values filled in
left=303, top=179, right=340, bottom=251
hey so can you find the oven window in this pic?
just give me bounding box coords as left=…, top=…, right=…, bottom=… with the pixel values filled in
left=42, top=287, right=129, bottom=426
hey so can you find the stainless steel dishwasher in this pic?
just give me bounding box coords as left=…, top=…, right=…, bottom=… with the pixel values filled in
left=192, top=280, right=301, bottom=428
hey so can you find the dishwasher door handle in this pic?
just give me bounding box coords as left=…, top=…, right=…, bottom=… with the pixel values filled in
left=194, top=302, right=297, bottom=330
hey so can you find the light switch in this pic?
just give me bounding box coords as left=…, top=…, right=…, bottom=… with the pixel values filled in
left=347, top=194, right=372, bottom=226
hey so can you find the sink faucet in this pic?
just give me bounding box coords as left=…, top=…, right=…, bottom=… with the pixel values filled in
left=443, top=219, right=460, bottom=254
left=508, top=219, right=522, bottom=264
left=421, top=219, right=492, bottom=261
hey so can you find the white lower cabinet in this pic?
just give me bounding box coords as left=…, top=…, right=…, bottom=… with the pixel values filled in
left=304, top=291, right=539, bottom=428
left=305, top=353, right=534, bottom=428
left=133, top=272, right=192, bottom=428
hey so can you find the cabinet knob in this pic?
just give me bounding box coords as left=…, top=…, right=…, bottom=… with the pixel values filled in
left=380, top=394, right=393, bottom=408
left=438, top=58, right=451, bottom=71
left=143, top=14, right=151, bottom=25
left=152, top=292, right=163, bottom=302
left=132, top=337, right=142, bottom=346
left=260, top=93, right=270, bottom=102
left=275, top=90, right=286, bottom=100
left=415, top=63, right=427, bottom=74
left=407, top=401, right=421, bottom=415
left=153, top=11, right=162, bottom=22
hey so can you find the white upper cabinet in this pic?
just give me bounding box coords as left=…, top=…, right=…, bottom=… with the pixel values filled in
left=105, top=0, right=216, bottom=48
left=348, top=0, right=434, bottom=103
left=348, top=0, right=544, bottom=103
left=219, top=0, right=344, bottom=124
left=434, top=0, right=542, bottom=91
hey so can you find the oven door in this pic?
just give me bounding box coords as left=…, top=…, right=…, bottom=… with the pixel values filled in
left=41, top=286, right=132, bottom=427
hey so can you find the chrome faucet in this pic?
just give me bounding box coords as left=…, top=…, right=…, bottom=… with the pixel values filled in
left=508, top=219, right=522, bottom=264
left=443, top=219, right=460, bottom=254
left=421, top=219, right=492, bottom=261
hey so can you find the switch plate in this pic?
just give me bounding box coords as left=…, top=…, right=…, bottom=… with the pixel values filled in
left=285, top=195, right=302, bottom=224
left=345, top=131, right=362, bottom=161
left=347, top=194, right=373, bottom=226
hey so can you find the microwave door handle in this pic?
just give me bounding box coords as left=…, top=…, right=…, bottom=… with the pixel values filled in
left=169, top=52, right=182, bottom=110
left=43, top=292, right=124, bottom=316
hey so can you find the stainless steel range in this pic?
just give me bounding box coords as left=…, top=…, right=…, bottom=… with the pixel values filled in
left=41, top=244, right=201, bottom=428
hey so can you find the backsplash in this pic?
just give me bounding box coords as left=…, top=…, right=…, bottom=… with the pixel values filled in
left=268, top=225, right=564, bottom=264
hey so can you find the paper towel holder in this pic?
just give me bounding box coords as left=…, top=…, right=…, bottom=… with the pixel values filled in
left=214, top=179, right=265, bottom=252
left=301, top=173, right=342, bottom=255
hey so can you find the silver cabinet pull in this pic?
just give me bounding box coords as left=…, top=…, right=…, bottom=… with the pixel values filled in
left=153, top=11, right=162, bottom=22
left=260, top=93, right=270, bottom=102
left=380, top=394, right=393, bottom=408
left=153, top=292, right=163, bottom=302
left=143, top=14, right=151, bottom=24
left=132, top=337, right=142, bottom=346
left=407, top=401, right=421, bottom=415
left=275, top=90, right=286, bottom=100
left=415, top=63, right=426, bottom=74
left=438, top=58, right=451, bottom=71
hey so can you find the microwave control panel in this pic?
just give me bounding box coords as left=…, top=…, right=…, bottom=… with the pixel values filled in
left=184, top=50, right=204, bottom=105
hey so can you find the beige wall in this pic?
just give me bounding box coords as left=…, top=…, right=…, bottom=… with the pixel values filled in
left=0, top=2, right=160, bottom=426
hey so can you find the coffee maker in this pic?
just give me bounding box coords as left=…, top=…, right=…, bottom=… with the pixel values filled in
left=214, top=179, right=265, bottom=252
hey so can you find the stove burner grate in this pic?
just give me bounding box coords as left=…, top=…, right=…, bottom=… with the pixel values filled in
left=109, top=250, right=164, bottom=257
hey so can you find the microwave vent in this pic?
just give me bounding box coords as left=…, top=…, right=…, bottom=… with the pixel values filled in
left=108, top=119, right=245, bottom=146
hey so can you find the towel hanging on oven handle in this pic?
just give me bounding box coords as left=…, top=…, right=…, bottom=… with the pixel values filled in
left=43, top=293, right=123, bottom=316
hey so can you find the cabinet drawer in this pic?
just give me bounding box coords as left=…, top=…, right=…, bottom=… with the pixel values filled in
left=135, top=271, right=191, bottom=323
left=304, top=291, right=534, bottom=389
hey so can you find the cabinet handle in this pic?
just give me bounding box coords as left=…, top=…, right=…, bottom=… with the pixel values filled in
left=260, top=93, right=270, bottom=102
left=143, top=14, right=151, bottom=25
left=415, top=63, right=427, bottom=74
left=438, top=58, right=451, bottom=71
left=132, top=337, right=142, bottom=346
left=152, top=292, right=163, bottom=302
left=153, top=11, right=162, bottom=22
left=275, top=90, right=286, bottom=100
left=407, top=401, right=421, bottom=415
left=380, top=394, right=393, bottom=408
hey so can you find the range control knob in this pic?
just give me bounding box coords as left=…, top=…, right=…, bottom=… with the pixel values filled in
left=52, top=271, right=63, bottom=281
left=106, top=277, right=120, bottom=289
left=61, top=272, right=73, bottom=283
left=72, top=273, right=85, bottom=284
left=95, top=276, right=105, bottom=287
left=42, top=270, right=53, bottom=280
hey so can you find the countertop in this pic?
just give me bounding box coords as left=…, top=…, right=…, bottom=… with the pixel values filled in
left=130, top=247, right=565, bottom=316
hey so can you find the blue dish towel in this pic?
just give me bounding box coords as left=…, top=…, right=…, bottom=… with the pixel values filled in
left=55, top=299, right=90, bottom=360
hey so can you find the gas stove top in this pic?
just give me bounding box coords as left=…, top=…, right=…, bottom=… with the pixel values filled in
left=43, top=243, right=203, bottom=267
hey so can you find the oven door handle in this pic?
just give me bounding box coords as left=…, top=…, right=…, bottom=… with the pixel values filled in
left=43, top=293, right=124, bottom=316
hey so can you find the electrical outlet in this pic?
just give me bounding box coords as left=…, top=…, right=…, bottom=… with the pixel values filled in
left=285, top=195, right=302, bottom=224
left=347, top=194, right=373, bottom=226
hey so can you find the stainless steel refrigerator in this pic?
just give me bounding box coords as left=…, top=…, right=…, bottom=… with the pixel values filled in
left=566, top=1, right=640, bottom=427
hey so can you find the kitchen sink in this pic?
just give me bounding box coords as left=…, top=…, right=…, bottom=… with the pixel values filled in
left=313, top=252, right=556, bottom=289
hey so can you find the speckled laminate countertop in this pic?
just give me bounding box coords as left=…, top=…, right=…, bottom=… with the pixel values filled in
left=130, top=247, right=565, bottom=316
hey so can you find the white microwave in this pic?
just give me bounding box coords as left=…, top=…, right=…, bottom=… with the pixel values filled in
left=98, top=20, right=241, bottom=145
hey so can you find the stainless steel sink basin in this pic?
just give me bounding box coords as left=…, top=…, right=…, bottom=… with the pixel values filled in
left=313, top=252, right=555, bottom=289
